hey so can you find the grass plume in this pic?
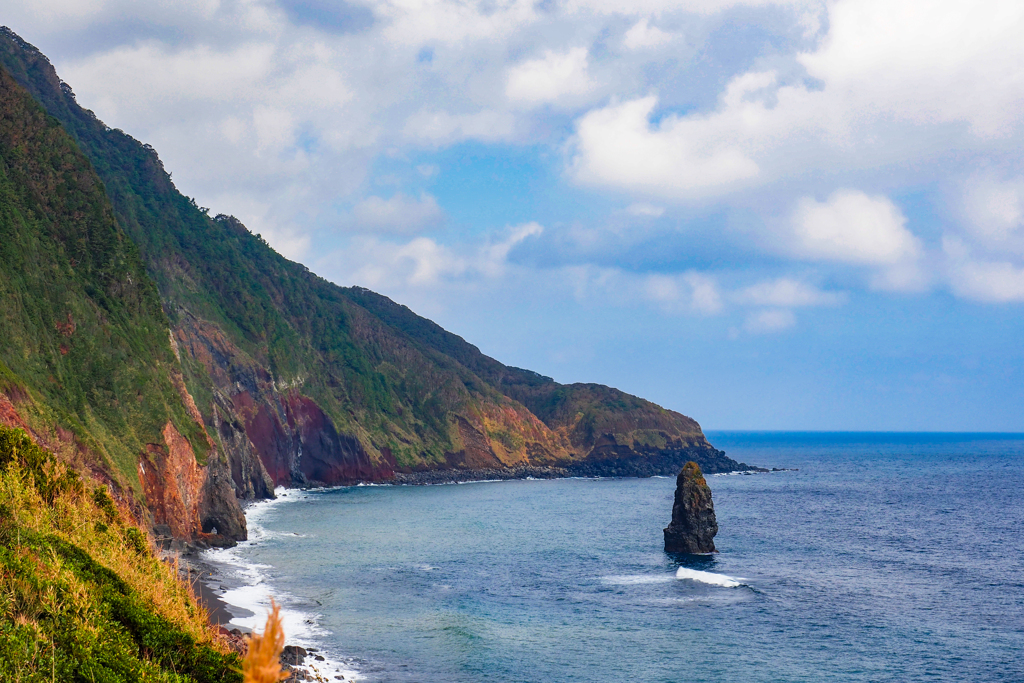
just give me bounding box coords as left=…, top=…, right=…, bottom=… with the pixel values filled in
left=242, top=600, right=287, bottom=683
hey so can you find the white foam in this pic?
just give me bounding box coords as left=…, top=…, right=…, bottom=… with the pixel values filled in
left=203, top=487, right=363, bottom=681
left=601, top=574, right=677, bottom=586
left=674, top=567, right=743, bottom=588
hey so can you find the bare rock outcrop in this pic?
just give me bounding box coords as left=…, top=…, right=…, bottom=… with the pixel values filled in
left=664, top=461, right=718, bottom=553
left=139, top=421, right=247, bottom=544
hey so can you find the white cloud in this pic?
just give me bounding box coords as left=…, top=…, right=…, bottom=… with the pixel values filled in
left=734, top=278, right=844, bottom=307
left=728, top=278, right=842, bottom=337
left=416, top=164, right=440, bottom=178
left=570, top=0, right=1024, bottom=200
left=625, top=202, right=665, bottom=217
left=961, top=174, right=1024, bottom=251
left=948, top=260, right=1024, bottom=304
left=351, top=192, right=445, bottom=234
left=240, top=213, right=312, bottom=261
left=339, top=237, right=464, bottom=288
left=789, top=190, right=920, bottom=266
left=943, top=237, right=1024, bottom=303
left=479, top=222, right=545, bottom=277
left=375, top=0, right=540, bottom=46
left=567, top=267, right=723, bottom=314
left=64, top=41, right=278, bottom=109
left=686, top=273, right=724, bottom=314
left=261, top=228, right=312, bottom=261
left=402, top=109, right=517, bottom=146
left=328, top=223, right=543, bottom=289
left=372, top=0, right=802, bottom=49
left=570, top=94, right=761, bottom=198
left=564, top=0, right=808, bottom=16
left=252, top=106, right=298, bottom=156
left=505, top=48, right=595, bottom=108
left=644, top=272, right=723, bottom=314
left=869, top=261, right=930, bottom=294
left=623, top=18, right=675, bottom=50
left=798, top=0, right=1024, bottom=138
left=743, top=308, right=796, bottom=334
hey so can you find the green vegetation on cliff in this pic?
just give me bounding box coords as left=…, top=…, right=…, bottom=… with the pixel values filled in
left=343, top=287, right=708, bottom=454
left=0, top=27, right=493, bottom=467
left=0, top=426, right=240, bottom=682
left=0, top=54, right=210, bottom=491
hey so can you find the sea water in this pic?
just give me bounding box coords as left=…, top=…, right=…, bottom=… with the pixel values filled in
left=205, top=433, right=1024, bottom=682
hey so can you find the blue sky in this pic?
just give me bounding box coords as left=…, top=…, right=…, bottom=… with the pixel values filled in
left=7, top=0, right=1023, bottom=430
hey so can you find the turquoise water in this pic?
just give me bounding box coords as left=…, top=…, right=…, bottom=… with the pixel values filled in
left=209, top=433, right=1024, bottom=682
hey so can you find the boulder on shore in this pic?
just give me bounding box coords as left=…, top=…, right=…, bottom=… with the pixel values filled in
left=664, top=461, right=718, bottom=553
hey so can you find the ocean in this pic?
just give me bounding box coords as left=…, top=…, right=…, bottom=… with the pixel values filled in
left=204, top=432, right=1024, bottom=682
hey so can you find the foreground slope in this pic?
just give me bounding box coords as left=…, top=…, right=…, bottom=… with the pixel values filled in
left=0, top=426, right=241, bottom=682
left=0, top=28, right=747, bottom=508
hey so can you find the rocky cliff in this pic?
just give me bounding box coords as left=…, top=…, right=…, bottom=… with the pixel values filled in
left=664, top=462, right=718, bottom=553
left=0, top=27, right=750, bottom=545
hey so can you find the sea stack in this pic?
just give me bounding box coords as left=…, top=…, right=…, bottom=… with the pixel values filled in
left=664, top=461, right=718, bottom=553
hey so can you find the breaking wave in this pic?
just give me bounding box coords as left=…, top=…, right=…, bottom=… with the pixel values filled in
left=675, top=567, right=743, bottom=587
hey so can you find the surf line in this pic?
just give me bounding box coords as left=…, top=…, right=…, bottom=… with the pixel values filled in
left=204, top=488, right=363, bottom=681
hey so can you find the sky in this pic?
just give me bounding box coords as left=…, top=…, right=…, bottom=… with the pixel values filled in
left=5, top=0, right=1024, bottom=431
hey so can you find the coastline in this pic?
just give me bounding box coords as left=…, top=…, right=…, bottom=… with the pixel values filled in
left=170, top=551, right=254, bottom=631
left=388, top=446, right=765, bottom=486
left=187, top=452, right=770, bottom=622
left=187, top=489, right=364, bottom=681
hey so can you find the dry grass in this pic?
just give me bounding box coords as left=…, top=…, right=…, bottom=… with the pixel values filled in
left=242, top=600, right=287, bottom=683
left=0, top=457, right=221, bottom=649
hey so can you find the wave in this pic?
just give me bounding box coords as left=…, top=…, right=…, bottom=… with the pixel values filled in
left=204, top=488, right=362, bottom=681
left=604, top=569, right=746, bottom=588
left=675, top=567, right=743, bottom=588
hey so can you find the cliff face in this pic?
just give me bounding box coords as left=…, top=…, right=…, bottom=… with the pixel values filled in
left=664, top=462, right=718, bottom=553
left=0, top=45, right=245, bottom=544
left=0, top=26, right=748, bottom=540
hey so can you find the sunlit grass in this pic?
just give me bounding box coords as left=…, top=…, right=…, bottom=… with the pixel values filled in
left=0, top=426, right=240, bottom=682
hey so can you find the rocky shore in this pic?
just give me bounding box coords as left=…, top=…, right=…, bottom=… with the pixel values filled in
left=392, top=464, right=567, bottom=484
left=167, top=552, right=252, bottom=628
